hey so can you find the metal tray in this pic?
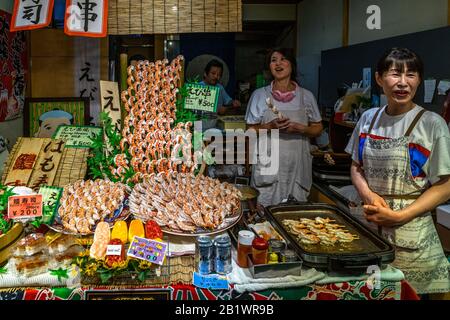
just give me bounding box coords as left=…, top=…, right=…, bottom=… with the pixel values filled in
left=264, top=202, right=395, bottom=273
left=247, top=254, right=302, bottom=279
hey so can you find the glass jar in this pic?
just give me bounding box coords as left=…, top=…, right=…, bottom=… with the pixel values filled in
left=237, top=230, right=255, bottom=268
left=251, top=237, right=269, bottom=265
left=214, top=234, right=232, bottom=274
left=268, top=239, right=285, bottom=262
left=197, top=236, right=214, bottom=274
left=280, top=249, right=298, bottom=263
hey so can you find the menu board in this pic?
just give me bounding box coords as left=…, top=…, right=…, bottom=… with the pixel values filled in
left=53, top=125, right=102, bottom=148
left=183, top=83, right=219, bottom=113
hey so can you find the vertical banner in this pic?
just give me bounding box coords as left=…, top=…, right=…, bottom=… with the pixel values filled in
left=0, top=10, right=28, bottom=122
left=64, top=0, right=108, bottom=37
left=10, top=0, right=54, bottom=31
left=99, top=80, right=121, bottom=131
left=74, top=37, right=101, bottom=125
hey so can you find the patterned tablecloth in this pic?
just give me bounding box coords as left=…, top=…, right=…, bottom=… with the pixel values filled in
left=0, top=280, right=419, bottom=300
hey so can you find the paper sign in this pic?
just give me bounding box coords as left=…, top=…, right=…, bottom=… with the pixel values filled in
left=10, top=0, right=54, bottom=32
left=64, top=0, right=108, bottom=37
left=192, top=272, right=229, bottom=290
left=100, top=80, right=122, bottom=131
left=38, top=186, right=63, bottom=225
left=53, top=125, right=102, bottom=148
left=106, top=245, right=122, bottom=256
left=8, top=194, right=43, bottom=219
left=184, top=83, right=219, bottom=112
left=424, top=79, right=436, bottom=103
left=127, top=236, right=167, bottom=265
left=437, top=80, right=450, bottom=95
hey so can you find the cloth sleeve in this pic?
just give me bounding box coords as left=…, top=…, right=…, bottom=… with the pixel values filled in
left=220, top=85, right=233, bottom=105
left=345, top=114, right=367, bottom=164
left=245, top=89, right=265, bottom=124
left=423, top=118, right=450, bottom=184
left=302, top=90, right=322, bottom=123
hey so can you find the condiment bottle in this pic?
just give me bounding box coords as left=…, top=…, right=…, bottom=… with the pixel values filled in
left=281, top=249, right=298, bottom=263
left=237, top=230, right=255, bottom=268
left=251, top=237, right=269, bottom=265
left=197, top=236, right=214, bottom=275
left=268, top=239, right=285, bottom=262
left=267, top=252, right=279, bottom=264
left=214, top=234, right=232, bottom=274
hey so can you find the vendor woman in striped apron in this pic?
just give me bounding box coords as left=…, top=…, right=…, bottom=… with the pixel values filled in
left=346, top=48, right=450, bottom=295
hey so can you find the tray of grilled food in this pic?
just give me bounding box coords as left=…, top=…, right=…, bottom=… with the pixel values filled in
left=264, top=201, right=395, bottom=273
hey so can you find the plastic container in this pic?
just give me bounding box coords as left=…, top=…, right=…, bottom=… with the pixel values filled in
left=268, top=239, right=285, bottom=262
left=237, top=230, right=255, bottom=268
left=252, top=237, right=269, bottom=265
left=280, top=249, right=298, bottom=263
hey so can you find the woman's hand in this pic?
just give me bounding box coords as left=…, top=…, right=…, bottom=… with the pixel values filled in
left=279, top=121, right=323, bottom=137
left=363, top=205, right=407, bottom=226
left=360, top=190, right=389, bottom=208
left=263, top=118, right=290, bottom=130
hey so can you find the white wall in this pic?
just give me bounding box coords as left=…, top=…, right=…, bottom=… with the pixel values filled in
left=296, top=0, right=449, bottom=100
left=297, top=0, right=343, bottom=97
left=349, top=0, right=448, bottom=45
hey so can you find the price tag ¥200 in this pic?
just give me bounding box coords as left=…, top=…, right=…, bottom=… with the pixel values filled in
left=7, top=194, right=43, bottom=219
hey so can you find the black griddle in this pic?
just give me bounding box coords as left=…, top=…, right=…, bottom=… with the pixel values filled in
left=265, top=202, right=395, bottom=273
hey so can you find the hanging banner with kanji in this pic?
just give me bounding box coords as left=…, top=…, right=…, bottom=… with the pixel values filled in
left=10, top=0, right=54, bottom=32
left=1, top=10, right=28, bottom=122
left=64, top=0, right=108, bottom=37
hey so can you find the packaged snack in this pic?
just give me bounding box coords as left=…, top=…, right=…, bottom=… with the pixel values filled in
left=105, top=239, right=125, bottom=267
left=14, top=233, right=47, bottom=257
left=128, top=219, right=144, bottom=242
left=89, top=222, right=110, bottom=260
left=111, top=220, right=128, bottom=244
left=48, top=234, right=78, bottom=255
left=14, top=252, right=48, bottom=277
left=50, top=245, right=84, bottom=268
left=145, top=220, right=163, bottom=240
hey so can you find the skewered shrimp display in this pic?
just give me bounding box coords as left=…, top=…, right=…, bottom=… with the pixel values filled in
left=129, top=172, right=242, bottom=233
left=283, top=217, right=359, bottom=246
left=114, top=55, right=198, bottom=182
left=58, top=180, right=128, bottom=234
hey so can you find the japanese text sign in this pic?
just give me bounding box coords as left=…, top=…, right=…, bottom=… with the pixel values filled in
left=192, top=272, right=229, bottom=290
left=11, top=0, right=54, bottom=32
left=38, top=185, right=63, bottom=225
left=100, top=80, right=121, bottom=130
left=65, top=0, right=108, bottom=37
left=8, top=194, right=43, bottom=219
left=127, top=236, right=167, bottom=266
left=53, top=125, right=102, bottom=148
left=184, top=83, right=219, bottom=113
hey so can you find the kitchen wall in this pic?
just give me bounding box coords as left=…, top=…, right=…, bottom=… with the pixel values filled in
left=297, top=0, right=449, bottom=102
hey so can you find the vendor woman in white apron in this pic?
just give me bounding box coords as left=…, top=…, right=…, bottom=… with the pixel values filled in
left=245, top=48, right=323, bottom=206
left=346, top=47, right=450, bottom=294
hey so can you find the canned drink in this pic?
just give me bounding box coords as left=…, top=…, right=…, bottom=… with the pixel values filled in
left=197, top=236, right=214, bottom=274
left=214, top=234, right=232, bottom=274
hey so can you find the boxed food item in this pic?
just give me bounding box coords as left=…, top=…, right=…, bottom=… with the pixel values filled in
left=48, top=234, right=78, bottom=255
left=14, top=252, right=49, bottom=277
left=50, top=245, right=84, bottom=268
left=14, top=233, right=47, bottom=257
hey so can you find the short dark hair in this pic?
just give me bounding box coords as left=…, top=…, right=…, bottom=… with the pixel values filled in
left=376, top=47, right=424, bottom=80
left=266, top=48, right=297, bottom=82
left=204, top=59, right=223, bottom=74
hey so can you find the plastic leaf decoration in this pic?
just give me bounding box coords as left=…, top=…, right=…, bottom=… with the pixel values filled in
left=49, top=268, right=69, bottom=283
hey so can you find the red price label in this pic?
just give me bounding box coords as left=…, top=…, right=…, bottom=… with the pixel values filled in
left=7, top=195, right=43, bottom=219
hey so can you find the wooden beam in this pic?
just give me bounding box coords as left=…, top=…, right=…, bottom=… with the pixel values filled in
left=448, top=0, right=450, bottom=25
left=343, top=0, right=349, bottom=47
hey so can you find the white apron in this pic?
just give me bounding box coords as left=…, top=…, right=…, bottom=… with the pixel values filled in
left=362, top=106, right=450, bottom=294
left=251, top=87, right=312, bottom=206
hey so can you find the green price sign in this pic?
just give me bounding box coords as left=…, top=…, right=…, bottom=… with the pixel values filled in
left=53, top=125, right=102, bottom=148
left=183, top=83, right=219, bottom=113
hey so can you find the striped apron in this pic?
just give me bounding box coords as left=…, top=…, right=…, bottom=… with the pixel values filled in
left=362, top=106, right=450, bottom=294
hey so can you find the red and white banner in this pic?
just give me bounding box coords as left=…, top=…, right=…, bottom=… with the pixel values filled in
left=1, top=10, right=28, bottom=122
left=64, top=0, right=108, bottom=37
left=10, top=0, right=54, bottom=32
